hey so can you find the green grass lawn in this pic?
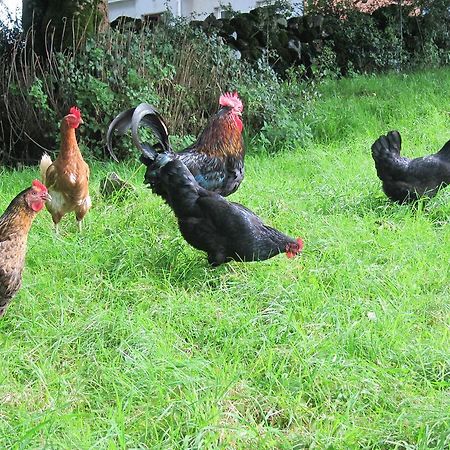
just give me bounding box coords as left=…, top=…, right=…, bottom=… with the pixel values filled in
left=0, top=68, right=449, bottom=449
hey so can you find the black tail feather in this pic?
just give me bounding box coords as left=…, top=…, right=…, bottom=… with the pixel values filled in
left=158, top=159, right=201, bottom=214
left=371, top=130, right=405, bottom=175
left=106, top=107, right=136, bottom=161
left=131, top=103, right=171, bottom=154
left=386, top=130, right=402, bottom=155
left=106, top=103, right=171, bottom=162
left=371, top=130, right=402, bottom=161
left=437, top=139, right=450, bottom=157
left=139, top=143, right=159, bottom=165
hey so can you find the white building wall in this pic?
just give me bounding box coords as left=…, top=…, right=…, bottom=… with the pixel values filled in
left=109, top=0, right=180, bottom=22
left=189, top=0, right=261, bottom=19
left=108, top=0, right=300, bottom=22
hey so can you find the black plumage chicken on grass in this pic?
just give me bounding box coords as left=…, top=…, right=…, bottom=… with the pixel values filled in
left=140, top=148, right=303, bottom=266
left=372, top=131, right=450, bottom=203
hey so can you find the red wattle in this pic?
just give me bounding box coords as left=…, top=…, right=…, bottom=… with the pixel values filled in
left=31, top=201, right=44, bottom=212
left=234, top=115, right=243, bottom=133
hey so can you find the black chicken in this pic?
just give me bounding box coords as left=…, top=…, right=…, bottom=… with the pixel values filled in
left=106, top=93, right=245, bottom=203
left=139, top=147, right=303, bottom=266
left=371, top=130, right=450, bottom=203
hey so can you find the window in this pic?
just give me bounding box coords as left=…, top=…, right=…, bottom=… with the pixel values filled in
left=256, top=0, right=274, bottom=6
left=142, top=13, right=162, bottom=24
left=215, top=5, right=233, bottom=19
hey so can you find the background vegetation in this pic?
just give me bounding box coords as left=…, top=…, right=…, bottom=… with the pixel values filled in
left=0, top=67, right=449, bottom=449
left=0, top=0, right=448, bottom=164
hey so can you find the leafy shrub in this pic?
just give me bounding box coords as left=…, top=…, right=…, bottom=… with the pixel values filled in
left=0, top=13, right=316, bottom=164
left=2, top=0, right=447, bottom=164
left=240, top=66, right=316, bottom=153
left=309, top=0, right=449, bottom=74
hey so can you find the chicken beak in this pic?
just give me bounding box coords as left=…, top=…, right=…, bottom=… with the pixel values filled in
left=79, top=118, right=84, bottom=124
left=44, top=193, right=52, bottom=202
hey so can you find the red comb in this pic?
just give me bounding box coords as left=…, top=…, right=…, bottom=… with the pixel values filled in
left=286, top=237, right=304, bottom=259
left=219, top=92, right=243, bottom=111
left=32, top=179, right=48, bottom=192
left=69, top=106, right=81, bottom=120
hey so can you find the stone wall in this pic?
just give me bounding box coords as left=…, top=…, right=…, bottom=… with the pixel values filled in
left=189, top=4, right=449, bottom=76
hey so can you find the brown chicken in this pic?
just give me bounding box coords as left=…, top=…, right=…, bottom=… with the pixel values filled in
left=40, top=107, right=91, bottom=231
left=0, top=180, right=50, bottom=317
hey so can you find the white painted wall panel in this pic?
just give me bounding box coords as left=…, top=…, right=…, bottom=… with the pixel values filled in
left=108, top=0, right=302, bottom=22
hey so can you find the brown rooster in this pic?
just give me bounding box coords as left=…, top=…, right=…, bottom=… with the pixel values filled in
left=40, top=106, right=91, bottom=231
left=106, top=92, right=245, bottom=203
left=0, top=180, right=50, bottom=317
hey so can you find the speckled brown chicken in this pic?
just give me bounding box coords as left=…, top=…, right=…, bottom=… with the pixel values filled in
left=0, top=180, right=50, bottom=317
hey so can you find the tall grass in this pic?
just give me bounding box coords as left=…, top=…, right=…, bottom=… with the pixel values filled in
left=0, top=68, right=449, bottom=448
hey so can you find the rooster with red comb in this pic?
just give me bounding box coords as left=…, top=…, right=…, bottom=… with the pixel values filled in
left=106, top=92, right=245, bottom=205
left=40, top=106, right=91, bottom=232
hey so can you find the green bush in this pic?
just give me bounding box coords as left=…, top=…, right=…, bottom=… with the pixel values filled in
left=1, top=0, right=447, bottom=164
left=0, top=14, right=316, bottom=164
left=309, top=0, right=449, bottom=74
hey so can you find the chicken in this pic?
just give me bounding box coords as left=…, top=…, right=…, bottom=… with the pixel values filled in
left=0, top=180, right=50, bottom=317
left=106, top=92, right=245, bottom=202
left=140, top=147, right=303, bottom=266
left=40, top=106, right=91, bottom=231
left=371, top=131, right=450, bottom=203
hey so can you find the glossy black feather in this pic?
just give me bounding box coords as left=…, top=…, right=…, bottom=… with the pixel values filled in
left=146, top=155, right=300, bottom=266
left=372, top=131, right=450, bottom=202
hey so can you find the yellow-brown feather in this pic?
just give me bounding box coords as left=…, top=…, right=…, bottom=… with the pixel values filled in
left=194, top=112, right=244, bottom=158
left=43, top=117, right=91, bottom=225
left=0, top=190, right=41, bottom=316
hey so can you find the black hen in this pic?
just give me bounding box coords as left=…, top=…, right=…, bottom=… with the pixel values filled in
left=106, top=93, right=245, bottom=202
left=140, top=147, right=303, bottom=266
left=372, top=131, right=450, bottom=203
